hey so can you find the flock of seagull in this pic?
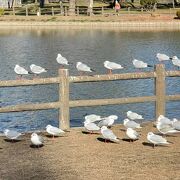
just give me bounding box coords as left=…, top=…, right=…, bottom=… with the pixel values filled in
left=2, top=111, right=180, bottom=148
left=14, top=53, right=180, bottom=78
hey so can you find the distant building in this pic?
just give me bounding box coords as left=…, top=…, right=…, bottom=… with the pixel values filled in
left=0, top=0, right=22, bottom=8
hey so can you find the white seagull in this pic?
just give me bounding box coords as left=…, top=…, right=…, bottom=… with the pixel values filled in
left=156, top=121, right=179, bottom=135
left=84, top=120, right=100, bottom=133
left=104, top=61, right=124, bottom=74
left=76, top=62, right=94, bottom=75
left=4, top=129, right=22, bottom=141
left=14, top=64, right=29, bottom=79
left=132, top=59, right=153, bottom=69
left=123, top=119, right=142, bottom=129
left=147, top=132, right=170, bottom=148
left=156, top=53, right=170, bottom=61
left=84, top=114, right=102, bottom=123
left=172, top=118, right=180, bottom=131
left=171, top=56, right=180, bottom=68
left=30, top=64, right=47, bottom=75
left=56, top=53, right=70, bottom=67
left=101, top=126, right=119, bottom=143
left=46, top=125, right=65, bottom=138
left=31, top=133, right=44, bottom=147
left=156, top=115, right=172, bottom=126
left=126, top=128, right=140, bottom=141
left=127, top=111, right=143, bottom=120
left=98, top=115, right=118, bottom=128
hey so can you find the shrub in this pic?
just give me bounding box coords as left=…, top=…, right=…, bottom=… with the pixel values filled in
left=176, top=10, right=180, bottom=19
left=140, top=0, right=157, bottom=11
left=0, top=8, right=4, bottom=16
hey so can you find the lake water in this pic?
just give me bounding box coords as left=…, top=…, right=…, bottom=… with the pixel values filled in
left=0, top=29, right=179, bottom=132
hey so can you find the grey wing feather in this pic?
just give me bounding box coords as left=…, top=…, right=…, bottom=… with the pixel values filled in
left=151, top=134, right=166, bottom=143
left=127, top=121, right=139, bottom=128
left=38, top=135, right=44, bottom=143
left=103, top=129, right=117, bottom=139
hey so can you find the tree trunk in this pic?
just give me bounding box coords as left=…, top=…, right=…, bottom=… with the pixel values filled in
left=69, top=0, right=76, bottom=16
left=87, top=0, right=93, bottom=16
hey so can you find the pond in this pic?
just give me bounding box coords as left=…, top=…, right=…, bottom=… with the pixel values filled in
left=0, top=28, right=179, bottom=132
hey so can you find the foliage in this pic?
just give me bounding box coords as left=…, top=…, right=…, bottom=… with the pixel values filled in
left=176, top=10, right=180, bottom=19
left=140, top=0, right=157, bottom=11
left=0, top=8, right=4, bottom=16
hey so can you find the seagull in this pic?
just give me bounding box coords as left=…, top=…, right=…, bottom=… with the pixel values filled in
left=172, top=118, right=180, bottom=131
left=123, top=119, right=142, bottom=129
left=3, top=129, right=22, bottom=141
left=98, top=115, right=118, bottom=128
left=126, top=128, right=140, bottom=142
left=147, top=132, right=170, bottom=148
left=127, top=111, right=143, bottom=120
left=101, top=126, right=119, bottom=143
left=156, top=115, right=172, bottom=126
left=46, top=125, right=65, bottom=138
left=104, top=61, right=124, bottom=74
left=156, top=121, right=179, bottom=135
left=84, top=114, right=102, bottom=123
left=171, top=56, right=180, bottom=68
left=84, top=120, right=100, bottom=133
left=30, top=64, right=47, bottom=76
left=14, top=64, right=29, bottom=79
left=31, top=133, right=44, bottom=147
left=156, top=53, right=170, bottom=61
left=132, top=59, right=153, bottom=70
left=76, top=62, right=94, bottom=75
left=56, top=53, right=70, bottom=68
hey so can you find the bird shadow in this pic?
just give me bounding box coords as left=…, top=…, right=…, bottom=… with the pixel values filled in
left=82, top=131, right=100, bottom=135
left=97, top=137, right=116, bottom=143
left=142, top=142, right=169, bottom=148
left=122, top=138, right=138, bottom=142
left=30, top=144, right=44, bottom=148
left=45, top=135, right=60, bottom=138
left=4, top=139, right=21, bottom=143
left=120, top=128, right=126, bottom=132
left=155, top=133, right=177, bottom=137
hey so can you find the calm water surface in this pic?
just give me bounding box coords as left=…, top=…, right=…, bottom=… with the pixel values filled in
left=0, top=29, right=179, bottom=132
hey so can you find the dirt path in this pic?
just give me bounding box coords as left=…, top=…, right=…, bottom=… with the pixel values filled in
left=0, top=122, right=180, bottom=180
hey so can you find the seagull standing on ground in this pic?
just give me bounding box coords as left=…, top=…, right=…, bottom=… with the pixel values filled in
left=4, top=129, right=22, bottom=141
left=147, top=132, right=170, bottom=148
left=76, top=62, right=94, bottom=75
left=31, top=133, right=44, bottom=147
left=104, top=61, right=124, bottom=74
left=14, top=64, right=29, bottom=79
left=98, top=115, right=118, bottom=128
left=126, top=128, right=140, bottom=142
left=84, top=119, right=100, bottom=133
left=123, top=119, right=142, bottom=129
left=172, top=118, right=180, bottom=130
left=46, top=125, right=65, bottom=138
left=127, top=111, right=143, bottom=120
left=156, top=53, right=170, bottom=61
left=56, top=53, right=70, bottom=68
left=101, top=126, right=119, bottom=143
left=30, top=64, right=47, bottom=77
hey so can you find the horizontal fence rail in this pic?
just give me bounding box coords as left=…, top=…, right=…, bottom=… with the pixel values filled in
left=0, top=64, right=180, bottom=129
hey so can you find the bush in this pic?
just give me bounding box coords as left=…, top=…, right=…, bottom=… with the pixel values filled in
left=176, top=10, right=180, bottom=19
left=140, top=0, right=157, bottom=11
left=0, top=8, right=4, bottom=16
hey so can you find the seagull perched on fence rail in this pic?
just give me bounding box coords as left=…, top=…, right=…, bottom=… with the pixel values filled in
left=76, top=62, right=95, bottom=75
left=104, top=61, right=124, bottom=74
left=30, top=64, right=47, bottom=77
left=132, top=59, right=153, bottom=70
left=156, top=53, right=170, bottom=61
left=56, top=53, right=71, bottom=68
left=14, top=64, right=30, bottom=79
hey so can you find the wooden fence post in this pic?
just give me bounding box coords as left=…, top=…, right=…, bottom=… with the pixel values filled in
left=52, top=7, right=54, bottom=16
left=13, top=6, right=15, bottom=16
left=64, top=7, right=67, bottom=16
left=59, top=69, right=70, bottom=130
left=26, top=6, right=28, bottom=16
left=77, top=6, right=79, bottom=16
left=101, top=6, right=104, bottom=16
left=155, top=64, right=166, bottom=119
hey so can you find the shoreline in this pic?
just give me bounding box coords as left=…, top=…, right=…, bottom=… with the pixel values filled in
left=0, top=15, right=179, bottom=30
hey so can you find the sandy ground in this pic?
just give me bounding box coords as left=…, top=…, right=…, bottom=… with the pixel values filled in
left=0, top=122, right=180, bottom=180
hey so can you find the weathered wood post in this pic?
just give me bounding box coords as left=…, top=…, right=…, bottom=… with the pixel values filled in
left=155, top=64, right=166, bottom=119
left=26, top=6, right=28, bottom=16
left=59, top=69, right=70, bottom=130
left=52, top=7, right=54, bottom=16
left=101, top=6, right=104, bottom=16
left=64, top=7, right=67, bottom=16
left=13, top=6, right=15, bottom=16
left=39, top=7, right=41, bottom=16
left=77, top=7, right=79, bottom=16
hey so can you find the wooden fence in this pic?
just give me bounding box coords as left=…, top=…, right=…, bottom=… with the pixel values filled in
left=0, top=64, right=180, bottom=130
